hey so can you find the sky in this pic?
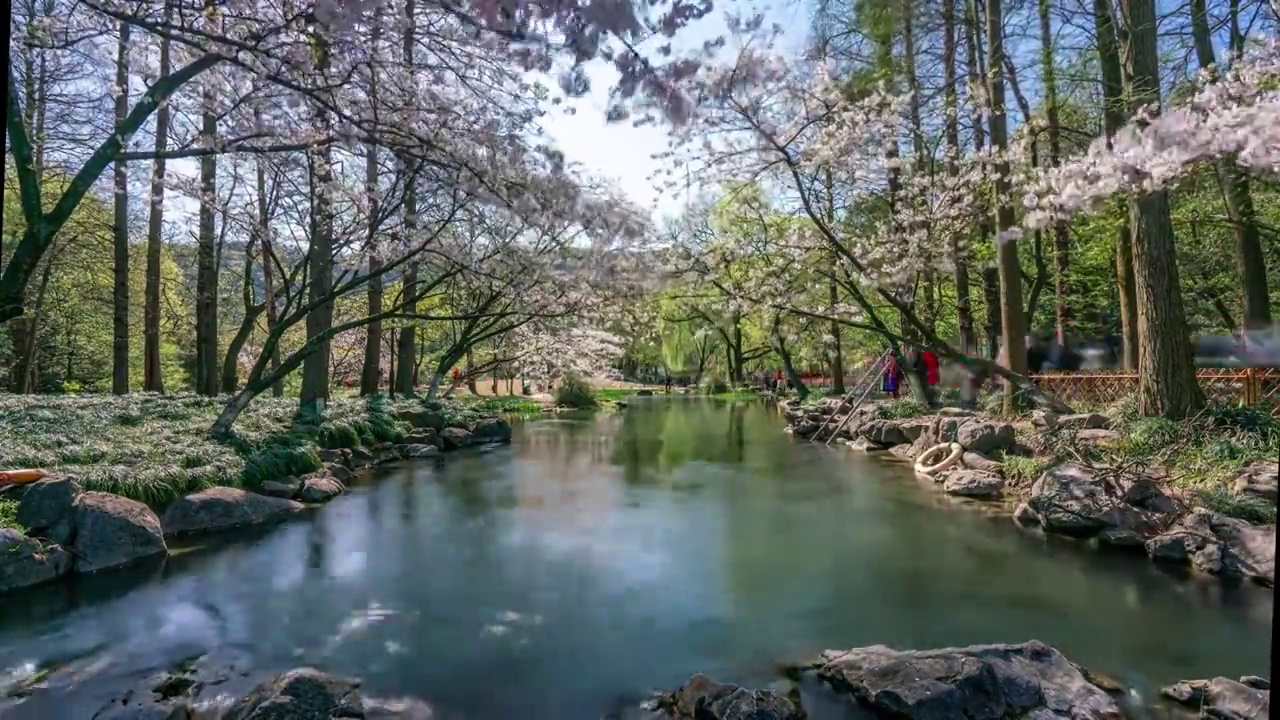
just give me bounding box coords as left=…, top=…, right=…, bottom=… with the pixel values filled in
left=536, top=0, right=812, bottom=224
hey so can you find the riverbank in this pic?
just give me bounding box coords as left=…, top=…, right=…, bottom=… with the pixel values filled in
left=0, top=393, right=515, bottom=595
left=783, top=397, right=1278, bottom=587
left=23, top=639, right=1266, bottom=719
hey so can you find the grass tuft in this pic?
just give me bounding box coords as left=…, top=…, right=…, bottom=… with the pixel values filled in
left=0, top=498, right=21, bottom=530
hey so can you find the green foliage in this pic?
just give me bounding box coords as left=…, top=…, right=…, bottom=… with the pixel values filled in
left=0, top=498, right=21, bottom=530
left=464, top=396, right=545, bottom=415
left=554, top=375, right=598, bottom=408
left=999, top=455, right=1055, bottom=487
left=0, top=394, right=455, bottom=506
left=595, top=388, right=639, bottom=402
left=875, top=400, right=932, bottom=420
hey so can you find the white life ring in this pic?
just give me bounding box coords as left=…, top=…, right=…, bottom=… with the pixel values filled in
left=914, top=442, right=963, bottom=478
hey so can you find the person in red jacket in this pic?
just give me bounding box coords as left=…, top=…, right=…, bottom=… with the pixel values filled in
left=921, top=349, right=940, bottom=386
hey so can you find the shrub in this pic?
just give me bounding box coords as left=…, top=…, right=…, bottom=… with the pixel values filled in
left=554, top=374, right=597, bottom=408
left=0, top=498, right=21, bottom=530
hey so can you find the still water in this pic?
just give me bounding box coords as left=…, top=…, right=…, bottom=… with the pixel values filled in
left=0, top=399, right=1272, bottom=718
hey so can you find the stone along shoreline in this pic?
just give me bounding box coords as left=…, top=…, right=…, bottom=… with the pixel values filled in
left=782, top=399, right=1276, bottom=588
left=0, top=410, right=513, bottom=596
left=72, top=640, right=1269, bottom=719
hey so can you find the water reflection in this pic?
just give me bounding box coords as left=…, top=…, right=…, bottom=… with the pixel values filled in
left=0, top=399, right=1271, bottom=719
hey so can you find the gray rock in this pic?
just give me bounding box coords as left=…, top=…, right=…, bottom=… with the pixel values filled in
left=1161, top=677, right=1269, bottom=719
left=802, top=640, right=1122, bottom=719
left=846, top=437, right=885, bottom=452
left=317, top=449, right=347, bottom=465
left=260, top=477, right=301, bottom=500
left=73, top=492, right=167, bottom=573
left=656, top=673, right=802, bottom=720
left=224, top=668, right=364, bottom=720
left=955, top=420, right=1017, bottom=455
left=404, top=444, right=438, bottom=458
left=1075, top=428, right=1121, bottom=443
left=348, top=447, right=377, bottom=468
left=396, top=409, right=445, bottom=431
left=1145, top=509, right=1275, bottom=585
left=897, top=420, right=929, bottom=443
left=325, top=463, right=354, bottom=483
left=941, top=470, right=1006, bottom=499
left=936, top=407, right=976, bottom=418
left=1031, top=410, right=1059, bottom=429
left=1057, top=413, right=1110, bottom=430
left=1027, top=464, right=1122, bottom=537
left=860, top=419, right=908, bottom=446
left=16, top=476, right=82, bottom=545
left=299, top=475, right=345, bottom=504
left=1240, top=676, right=1270, bottom=690
left=439, top=427, right=473, bottom=451
left=0, top=527, right=72, bottom=593
left=470, top=417, right=513, bottom=443
left=961, top=452, right=1003, bottom=475
left=161, top=487, right=303, bottom=538
left=1013, top=503, right=1040, bottom=527
left=1233, top=462, right=1278, bottom=504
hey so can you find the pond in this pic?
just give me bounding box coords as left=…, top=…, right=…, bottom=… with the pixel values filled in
left=0, top=399, right=1272, bottom=718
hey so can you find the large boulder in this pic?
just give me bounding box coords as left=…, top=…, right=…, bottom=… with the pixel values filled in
left=402, top=428, right=439, bottom=448
left=654, top=674, right=803, bottom=720
left=940, top=470, right=1006, bottom=499
left=224, top=668, right=364, bottom=720
left=299, top=474, right=345, bottom=504
left=16, top=476, right=82, bottom=545
left=73, top=492, right=167, bottom=573
left=439, top=427, right=473, bottom=451
left=396, top=408, right=446, bottom=431
left=955, top=420, right=1017, bottom=455
left=961, top=452, right=1003, bottom=475
left=800, top=640, right=1123, bottom=719
left=859, top=419, right=908, bottom=447
left=324, top=463, right=354, bottom=484
left=161, top=487, right=304, bottom=538
left=259, top=477, right=302, bottom=500
left=1025, top=464, right=1172, bottom=540
left=0, top=527, right=72, bottom=593
left=471, top=417, right=513, bottom=443
left=1145, top=509, right=1275, bottom=585
left=1161, top=676, right=1270, bottom=720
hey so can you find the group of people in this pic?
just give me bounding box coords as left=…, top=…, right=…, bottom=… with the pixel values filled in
left=880, top=348, right=941, bottom=399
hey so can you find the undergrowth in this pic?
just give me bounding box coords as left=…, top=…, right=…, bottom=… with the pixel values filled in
left=1011, top=403, right=1278, bottom=524
left=0, top=498, right=21, bottom=530
left=554, top=375, right=597, bottom=408
left=464, top=396, right=545, bottom=414
left=0, top=393, right=483, bottom=507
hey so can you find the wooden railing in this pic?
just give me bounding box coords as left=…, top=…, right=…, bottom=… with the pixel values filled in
left=1028, top=368, right=1280, bottom=413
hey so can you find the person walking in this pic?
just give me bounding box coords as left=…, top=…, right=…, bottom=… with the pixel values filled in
left=882, top=353, right=902, bottom=399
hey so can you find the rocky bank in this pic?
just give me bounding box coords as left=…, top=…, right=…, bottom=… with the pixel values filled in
left=0, top=410, right=513, bottom=596
left=782, top=398, right=1277, bottom=587
left=627, top=639, right=1269, bottom=719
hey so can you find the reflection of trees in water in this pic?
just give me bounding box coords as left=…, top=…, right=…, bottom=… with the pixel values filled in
left=306, top=512, right=327, bottom=573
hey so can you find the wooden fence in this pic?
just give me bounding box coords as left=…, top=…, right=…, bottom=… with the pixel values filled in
left=1027, top=368, right=1280, bottom=413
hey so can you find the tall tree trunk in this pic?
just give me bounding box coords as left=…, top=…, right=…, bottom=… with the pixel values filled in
left=985, top=0, right=1029, bottom=413
left=221, top=240, right=263, bottom=393
left=254, top=135, right=283, bottom=397
left=195, top=39, right=219, bottom=396
left=1037, top=0, right=1072, bottom=344
left=1188, top=0, right=1271, bottom=327
left=1118, top=0, right=1204, bottom=417
left=360, top=140, right=383, bottom=395
left=1093, top=0, right=1139, bottom=369
left=944, top=0, right=975, bottom=356
left=393, top=0, right=418, bottom=396
left=966, top=0, right=1000, bottom=362
left=360, top=20, right=384, bottom=396
left=300, top=30, right=335, bottom=415
left=828, top=278, right=845, bottom=393
left=111, top=21, right=130, bottom=395
left=143, top=2, right=171, bottom=393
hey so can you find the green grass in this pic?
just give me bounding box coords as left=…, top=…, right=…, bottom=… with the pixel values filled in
left=1018, top=404, right=1278, bottom=523
left=595, top=388, right=639, bottom=402
left=875, top=399, right=933, bottom=420
left=462, top=395, right=545, bottom=415
left=0, top=498, right=21, bottom=530
left=0, top=393, right=481, bottom=507
left=709, top=388, right=762, bottom=401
